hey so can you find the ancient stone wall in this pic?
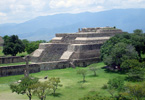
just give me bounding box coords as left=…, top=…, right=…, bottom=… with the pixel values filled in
left=0, top=64, right=40, bottom=77
left=0, top=56, right=25, bottom=64
left=0, top=57, right=100, bottom=77
left=39, top=60, right=71, bottom=70
left=73, top=57, right=100, bottom=67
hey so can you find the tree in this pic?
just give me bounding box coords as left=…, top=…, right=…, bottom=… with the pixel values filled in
left=131, top=29, right=145, bottom=59
left=100, top=33, right=131, bottom=60
left=120, top=59, right=142, bottom=72
left=31, top=81, right=51, bottom=100
left=89, top=66, right=98, bottom=76
left=10, top=77, right=38, bottom=100
left=101, top=30, right=145, bottom=63
left=49, top=77, right=62, bottom=95
left=3, top=35, right=25, bottom=56
left=103, top=42, right=138, bottom=68
left=77, top=69, right=87, bottom=82
left=24, top=40, right=46, bottom=54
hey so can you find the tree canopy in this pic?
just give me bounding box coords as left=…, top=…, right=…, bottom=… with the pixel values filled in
left=3, top=35, right=25, bottom=56
left=22, top=39, right=46, bottom=54
left=101, top=29, right=145, bottom=68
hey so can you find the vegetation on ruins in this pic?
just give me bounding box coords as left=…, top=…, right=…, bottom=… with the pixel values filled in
left=10, top=77, right=38, bottom=100
left=3, top=35, right=25, bottom=56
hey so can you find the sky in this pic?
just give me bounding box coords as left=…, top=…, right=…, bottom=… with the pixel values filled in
left=0, top=0, right=145, bottom=24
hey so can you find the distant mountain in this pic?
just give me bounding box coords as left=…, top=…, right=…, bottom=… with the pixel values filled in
left=0, top=8, right=145, bottom=40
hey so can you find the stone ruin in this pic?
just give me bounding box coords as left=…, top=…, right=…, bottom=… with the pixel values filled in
left=31, top=27, right=123, bottom=70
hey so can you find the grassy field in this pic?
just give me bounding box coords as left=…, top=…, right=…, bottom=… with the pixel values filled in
left=0, top=62, right=142, bottom=100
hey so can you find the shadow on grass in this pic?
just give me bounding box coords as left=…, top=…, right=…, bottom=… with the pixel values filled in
left=49, top=93, right=63, bottom=97
left=88, top=75, right=99, bottom=77
left=102, top=66, right=126, bottom=74
left=77, top=80, right=88, bottom=83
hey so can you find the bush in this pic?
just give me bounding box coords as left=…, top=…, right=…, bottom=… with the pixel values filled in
left=127, top=67, right=145, bottom=82
left=120, top=59, right=141, bottom=72
left=107, top=77, right=125, bottom=92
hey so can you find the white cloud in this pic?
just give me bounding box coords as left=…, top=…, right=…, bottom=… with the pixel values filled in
left=49, top=0, right=105, bottom=8
left=0, top=0, right=145, bottom=24
left=0, top=12, right=6, bottom=16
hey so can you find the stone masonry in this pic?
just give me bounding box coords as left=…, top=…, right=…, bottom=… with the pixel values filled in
left=31, top=27, right=123, bottom=70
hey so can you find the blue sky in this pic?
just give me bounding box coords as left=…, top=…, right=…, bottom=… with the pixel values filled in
left=0, top=0, right=145, bottom=24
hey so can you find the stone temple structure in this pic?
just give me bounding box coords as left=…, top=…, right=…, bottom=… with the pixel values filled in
left=31, top=27, right=123, bottom=70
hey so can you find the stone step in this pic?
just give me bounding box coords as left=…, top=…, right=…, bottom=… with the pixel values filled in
left=60, top=51, right=73, bottom=60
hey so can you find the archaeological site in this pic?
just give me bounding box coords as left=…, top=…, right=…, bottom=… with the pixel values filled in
left=31, top=27, right=123, bottom=70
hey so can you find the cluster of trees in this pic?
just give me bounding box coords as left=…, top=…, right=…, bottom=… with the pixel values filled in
left=3, top=35, right=25, bottom=56
left=100, top=29, right=145, bottom=81
left=22, top=39, right=46, bottom=54
left=3, top=35, right=47, bottom=56
left=80, top=77, right=145, bottom=100
left=10, top=76, right=62, bottom=100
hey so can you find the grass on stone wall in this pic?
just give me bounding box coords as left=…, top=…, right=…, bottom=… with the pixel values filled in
left=0, top=62, right=26, bottom=67
left=0, top=62, right=143, bottom=100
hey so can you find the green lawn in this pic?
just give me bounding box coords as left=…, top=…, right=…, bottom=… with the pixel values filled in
left=0, top=62, right=142, bottom=100
left=0, top=62, right=26, bottom=67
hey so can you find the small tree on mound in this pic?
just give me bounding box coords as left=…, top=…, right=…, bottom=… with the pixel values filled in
left=49, top=77, right=62, bottom=95
left=89, top=66, right=98, bottom=76
left=77, top=69, right=87, bottom=82
left=10, top=77, right=38, bottom=100
left=31, top=81, right=51, bottom=100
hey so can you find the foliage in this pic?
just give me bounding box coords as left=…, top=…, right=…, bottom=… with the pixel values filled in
left=122, top=83, right=145, bottom=100
left=127, top=67, right=145, bottom=82
left=120, top=59, right=141, bottom=72
left=23, top=40, right=46, bottom=54
left=49, top=77, right=62, bottom=95
left=131, top=29, right=145, bottom=58
left=79, top=92, right=115, bottom=100
left=101, top=29, right=145, bottom=68
left=89, top=66, right=98, bottom=76
left=100, top=32, right=132, bottom=60
left=3, top=35, right=25, bottom=56
left=107, top=77, right=125, bottom=92
left=10, top=77, right=38, bottom=100
left=77, top=69, right=87, bottom=82
left=31, top=81, right=51, bottom=100
left=103, top=42, right=138, bottom=67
